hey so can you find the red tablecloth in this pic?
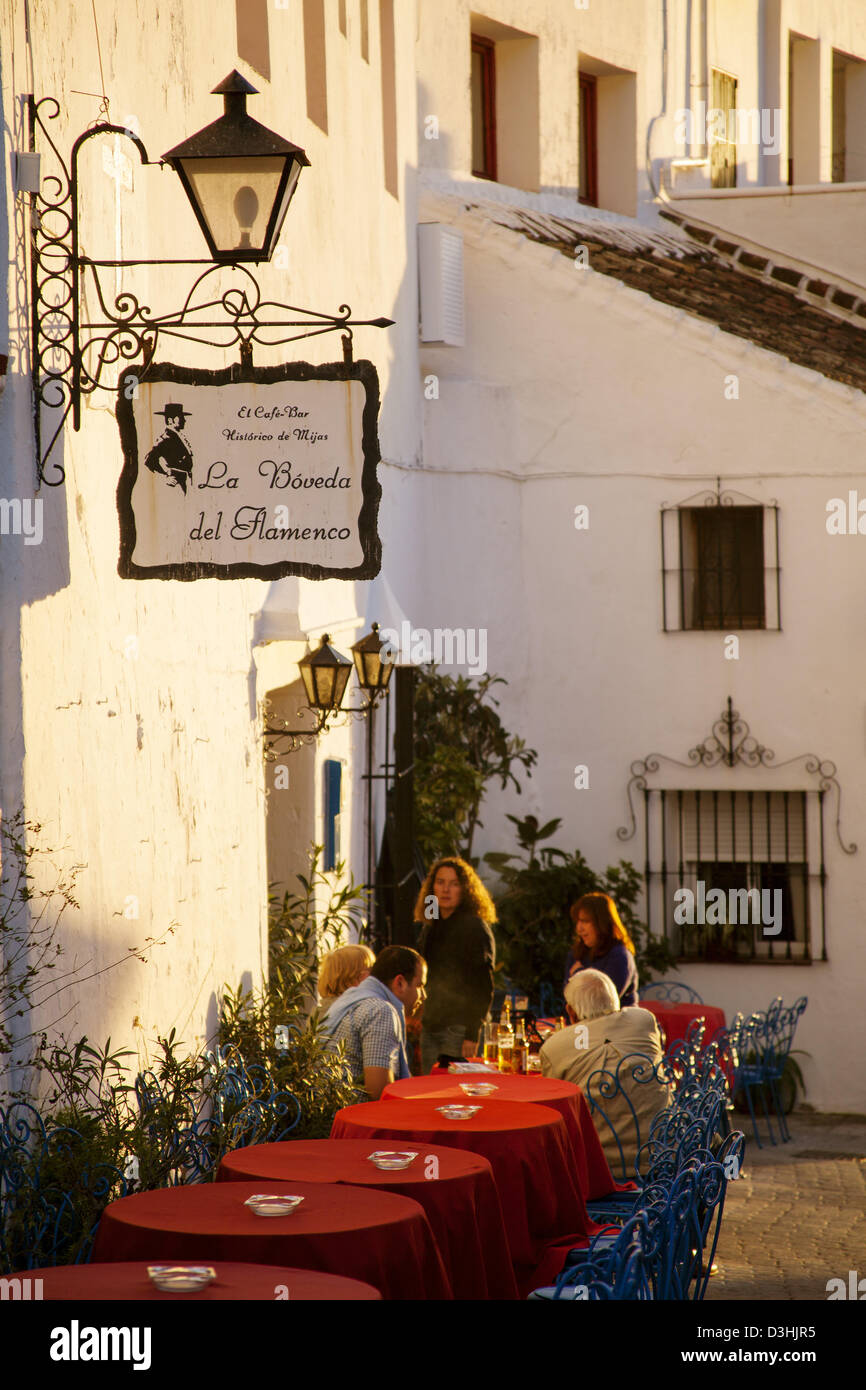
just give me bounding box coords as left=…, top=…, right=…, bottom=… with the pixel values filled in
left=9, top=1261, right=381, bottom=1301
left=331, top=1098, right=597, bottom=1275
left=90, top=1180, right=451, bottom=1301
left=217, top=1139, right=517, bottom=1301
left=382, top=1074, right=627, bottom=1202
left=641, top=1000, right=727, bottom=1048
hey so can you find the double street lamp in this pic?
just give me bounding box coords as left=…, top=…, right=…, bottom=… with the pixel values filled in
left=268, top=624, right=397, bottom=748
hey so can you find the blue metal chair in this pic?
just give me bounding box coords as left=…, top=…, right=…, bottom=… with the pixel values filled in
left=528, top=1211, right=652, bottom=1300
left=639, top=980, right=704, bottom=1005
left=133, top=1046, right=302, bottom=1186
left=0, top=1101, right=129, bottom=1271
left=727, top=1010, right=780, bottom=1149
left=585, top=1081, right=729, bottom=1226
left=553, top=1135, right=744, bottom=1301
left=758, top=997, right=807, bottom=1143
left=583, top=1050, right=677, bottom=1182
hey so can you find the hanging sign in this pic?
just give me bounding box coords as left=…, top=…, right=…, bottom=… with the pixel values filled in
left=116, top=360, right=382, bottom=580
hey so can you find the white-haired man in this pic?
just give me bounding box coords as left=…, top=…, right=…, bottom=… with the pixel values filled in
left=540, top=969, right=671, bottom=1176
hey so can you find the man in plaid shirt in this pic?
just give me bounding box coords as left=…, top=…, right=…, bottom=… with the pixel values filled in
left=324, top=946, right=427, bottom=1100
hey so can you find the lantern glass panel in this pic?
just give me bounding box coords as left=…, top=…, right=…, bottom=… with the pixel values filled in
left=354, top=649, right=381, bottom=689
left=300, top=661, right=317, bottom=708
left=333, top=663, right=352, bottom=708
left=178, top=155, right=286, bottom=255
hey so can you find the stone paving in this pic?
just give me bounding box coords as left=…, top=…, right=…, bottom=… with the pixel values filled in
left=705, top=1110, right=866, bottom=1300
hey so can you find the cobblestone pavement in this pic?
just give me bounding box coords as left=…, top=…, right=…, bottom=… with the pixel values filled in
left=705, top=1111, right=866, bottom=1300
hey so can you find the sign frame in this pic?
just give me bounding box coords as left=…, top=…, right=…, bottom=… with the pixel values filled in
left=116, top=358, right=383, bottom=581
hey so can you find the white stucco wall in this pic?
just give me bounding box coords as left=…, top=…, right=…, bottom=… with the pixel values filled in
left=413, top=190, right=866, bottom=1112
left=0, top=0, right=420, bottom=1066
left=418, top=0, right=866, bottom=223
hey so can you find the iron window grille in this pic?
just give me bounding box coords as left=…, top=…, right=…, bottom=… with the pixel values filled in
left=617, top=699, right=859, bottom=965
left=653, top=788, right=813, bottom=963
left=661, top=486, right=781, bottom=632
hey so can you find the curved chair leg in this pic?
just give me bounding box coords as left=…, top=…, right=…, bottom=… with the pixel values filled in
left=767, top=1076, right=791, bottom=1143
left=757, top=1082, right=778, bottom=1146
left=741, top=1081, right=763, bottom=1150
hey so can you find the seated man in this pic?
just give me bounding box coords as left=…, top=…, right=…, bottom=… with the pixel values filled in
left=540, top=969, right=670, bottom=1176
left=323, top=945, right=426, bottom=1101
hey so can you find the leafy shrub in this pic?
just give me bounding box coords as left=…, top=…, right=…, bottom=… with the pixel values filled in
left=414, top=666, right=536, bottom=862
left=219, top=849, right=366, bottom=1137
left=485, top=814, right=677, bottom=1005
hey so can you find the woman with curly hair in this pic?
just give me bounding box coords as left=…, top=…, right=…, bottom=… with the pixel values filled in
left=414, top=857, right=497, bottom=1074
left=564, top=892, right=639, bottom=1008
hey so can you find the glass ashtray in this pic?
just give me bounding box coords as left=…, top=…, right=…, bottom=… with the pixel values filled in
left=459, top=1082, right=498, bottom=1096
left=367, top=1150, right=419, bottom=1170
left=436, top=1104, right=481, bottom=1119
left=147, top=1265, right=216, bottom=1293
left=243, top=1193, right=305, bottom=1217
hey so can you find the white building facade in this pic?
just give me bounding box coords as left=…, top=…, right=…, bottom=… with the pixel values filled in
left=404, top=0, right=866, bottom=1112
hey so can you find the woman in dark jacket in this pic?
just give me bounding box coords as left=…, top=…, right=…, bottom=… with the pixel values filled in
left=414, top=857, right=497, bottom=1075
left=564, top=892, right=639, bottom=1008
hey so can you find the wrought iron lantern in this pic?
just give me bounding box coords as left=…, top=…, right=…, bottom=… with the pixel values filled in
left=27, top=75, right=393, bottom=483
left=351, top=622, right=397, bottom=697
left=163, top=71, right=310, bottom=264
left=298, top=635, right=354, bottom=715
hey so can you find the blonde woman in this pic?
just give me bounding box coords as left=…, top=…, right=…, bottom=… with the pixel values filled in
left=317, top=943, right=375, bottom=1022
left=413, top=857, right=497, bottom=1074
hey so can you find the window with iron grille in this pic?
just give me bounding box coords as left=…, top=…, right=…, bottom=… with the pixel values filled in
left=661, top=492, right=781, bottom=632
left=642, top=788, right=822, bottom=963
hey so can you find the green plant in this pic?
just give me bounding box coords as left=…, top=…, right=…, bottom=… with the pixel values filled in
left=219, top=847, right=366, bottom=1138
left=484, top=814, right=677, bottom=1001
left=413, top=666, right=537, bottom=862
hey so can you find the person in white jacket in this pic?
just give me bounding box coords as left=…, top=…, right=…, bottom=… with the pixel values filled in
left=540, top=969, right=671, bottom=1178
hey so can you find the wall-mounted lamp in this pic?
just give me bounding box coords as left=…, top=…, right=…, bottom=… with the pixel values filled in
left=351, top=622, right=396, bottom=697
left=163, top=72, right=310, bottom=264
left=28, top=71, right=393, bottom=484
left=264, top=627, right=398, bottom=752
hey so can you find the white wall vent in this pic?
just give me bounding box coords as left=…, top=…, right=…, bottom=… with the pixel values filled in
left=418, top=224, right=465, bottom=346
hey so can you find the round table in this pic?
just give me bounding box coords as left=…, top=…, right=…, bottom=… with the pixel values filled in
left=382, top=1073, right=627, bottom=1202
left=8, top=1261, right=381, bottom=1301
left=331, top=1098, right=597, bottom=1274
left=641, top=1001, right=726, bottom=1049
left=90, top=1180, right=452, bottom=1301
left=218, top=1139, right=517, bottom=1300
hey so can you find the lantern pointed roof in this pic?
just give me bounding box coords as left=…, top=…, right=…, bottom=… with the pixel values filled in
left=163, top=70, right=310, bottom=164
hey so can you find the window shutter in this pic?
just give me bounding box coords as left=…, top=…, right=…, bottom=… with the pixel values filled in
left=678, top=791, right=806, bottom=862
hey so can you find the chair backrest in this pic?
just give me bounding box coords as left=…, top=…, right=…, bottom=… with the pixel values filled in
left=584, top=1051, right=674, bottom=1180
left=0, top=1100, right=129, bottom=1271
left=663, top=1018, right=707, bottom=1091
left=639, top=980, right=704, bottom=1005
left=636, top=1138, right=744, bottom=1301
left=553, top=1211, right=652, bottom=1300
left=760, top=996, right=807, bottom=1073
